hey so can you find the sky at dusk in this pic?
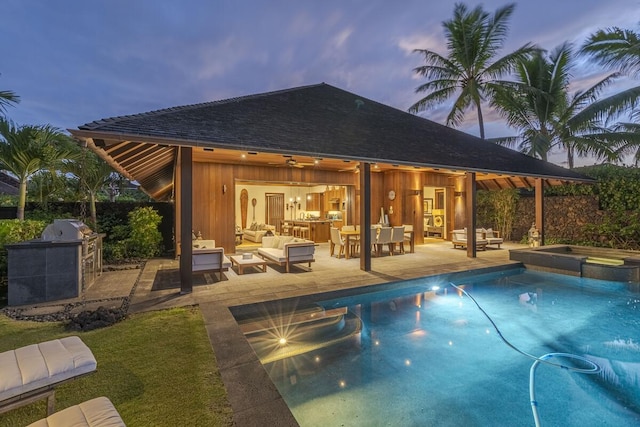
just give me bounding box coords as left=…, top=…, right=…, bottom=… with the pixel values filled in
left=3, top=0, right=640, bottom=166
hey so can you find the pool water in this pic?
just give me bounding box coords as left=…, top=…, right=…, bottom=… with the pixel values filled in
left=241, top=269, right=640, bottom=426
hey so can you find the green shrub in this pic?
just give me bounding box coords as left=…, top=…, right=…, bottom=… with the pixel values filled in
left=103, top=207, right=163, bottom=263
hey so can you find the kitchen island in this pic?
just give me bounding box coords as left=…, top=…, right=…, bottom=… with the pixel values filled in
left=292, top=220, right=331, bottom=243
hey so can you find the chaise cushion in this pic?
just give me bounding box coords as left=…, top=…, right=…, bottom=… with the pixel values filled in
left=0, top=336, right=97, bottom=402
left=27, top=396, right=124, bottom=427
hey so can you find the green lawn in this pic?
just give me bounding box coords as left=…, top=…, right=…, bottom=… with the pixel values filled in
left=0, top=307, right=233, bottom=426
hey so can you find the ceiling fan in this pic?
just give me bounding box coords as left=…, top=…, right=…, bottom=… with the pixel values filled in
left=268, top=158, right=314, bottom=168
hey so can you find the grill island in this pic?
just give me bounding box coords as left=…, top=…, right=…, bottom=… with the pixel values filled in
left=7, top=219, right=104, bottom=306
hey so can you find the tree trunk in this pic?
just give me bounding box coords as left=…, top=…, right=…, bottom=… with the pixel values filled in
left=89, top=191, right=98, bottom=231
left=17, top=179, right=27, bottom=220
left=476, top=102, right=485, bottom=139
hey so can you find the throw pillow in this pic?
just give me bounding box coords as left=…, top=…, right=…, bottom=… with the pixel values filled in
left=486, top=228, right=494, bottom=238
left=278, top=235, right=294, bottom=249
left=271, top=236, right=281, bottom=248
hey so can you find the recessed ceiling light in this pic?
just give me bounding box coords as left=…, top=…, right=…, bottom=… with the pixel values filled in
left=241, top=154, right=246, bottom=159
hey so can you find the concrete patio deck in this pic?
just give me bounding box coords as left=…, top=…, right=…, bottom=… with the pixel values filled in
left=6, top=239, right=526, bottom=427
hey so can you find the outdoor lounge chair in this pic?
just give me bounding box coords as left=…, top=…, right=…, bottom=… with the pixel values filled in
left=192, top=247, right=232, bottom=281
left=479, top=228, right=503, bottom=248
left=0, top=336, right=97, bottom=417
left=27, top=396, right=125, bottom=427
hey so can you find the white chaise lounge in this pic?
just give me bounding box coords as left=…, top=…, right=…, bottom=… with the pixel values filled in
left=28, top=396, right=125, bottom=427
left=0, top=336, right=97, bottom=416
left=478, top=228, right=504, bottom=248
left=258, top=235, right=315, bottom=273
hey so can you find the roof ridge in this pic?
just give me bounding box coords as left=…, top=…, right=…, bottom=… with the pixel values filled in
left=79, top=83, right=328, bottom=130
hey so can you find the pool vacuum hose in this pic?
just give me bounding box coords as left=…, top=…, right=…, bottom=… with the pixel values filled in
left=447, top=283, right=600, bottom=427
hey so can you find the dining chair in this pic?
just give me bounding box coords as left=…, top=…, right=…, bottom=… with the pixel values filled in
left=376, top=227, right=393, bottom=256
left=391, top=226, right=405, bottom=254
left=330, top=227, right=345, bottom=258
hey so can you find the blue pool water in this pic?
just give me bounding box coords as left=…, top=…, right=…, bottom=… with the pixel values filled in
left=241, top=268, right=640, bottom=426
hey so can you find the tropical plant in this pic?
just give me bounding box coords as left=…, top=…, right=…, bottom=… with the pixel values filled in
left=581, top=27, right=640, bottom=166
left=0, top=89, right=19, bottom=116
left=0, top=119, right=78, bottom=220
left=409, top=2, right=536, bottom=139
left=62, top=148, right=119, bottom=230
left=490, top=43, right=640, bottom=167
left=581, top=26, right=640, bottom=78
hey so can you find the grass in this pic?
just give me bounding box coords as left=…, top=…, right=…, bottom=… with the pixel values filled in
left=0, top=307, right=233, bottom=426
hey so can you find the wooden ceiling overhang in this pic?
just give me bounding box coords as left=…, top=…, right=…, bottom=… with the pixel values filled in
left=70, top=129, right=590, bottom=201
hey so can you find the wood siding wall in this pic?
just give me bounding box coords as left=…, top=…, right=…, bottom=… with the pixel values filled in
left=177, top=162, right=459, bottom=253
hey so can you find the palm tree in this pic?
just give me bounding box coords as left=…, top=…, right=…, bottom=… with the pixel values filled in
left=581, top=26, right=640, bottom=77
left=581, top=26, right=640, bottom=165
left=62, top=149, right=119, bottom=229
left=409, top=2, right=536, bottom=139
left=0, top=89, right=19, bottom=115
left=490, top=43, right=640, bottom=168
left=0, top=118, right=75, bottom=219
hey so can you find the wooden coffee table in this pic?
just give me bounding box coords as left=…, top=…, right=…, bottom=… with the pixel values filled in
left=230, top=255, right=267, bottom=275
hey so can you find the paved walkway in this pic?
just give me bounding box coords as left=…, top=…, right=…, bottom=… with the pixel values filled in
left=7, top=240, right=526, bottom=426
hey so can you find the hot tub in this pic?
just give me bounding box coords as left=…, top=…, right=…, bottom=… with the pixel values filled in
left=510, top=245, right=640, bottom=284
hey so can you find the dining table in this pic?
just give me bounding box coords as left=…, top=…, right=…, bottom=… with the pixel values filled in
left=339, top=229, right=361, bottom=259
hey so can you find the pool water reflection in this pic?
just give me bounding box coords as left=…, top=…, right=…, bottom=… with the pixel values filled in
left=238, top=268, right=640, bottom=426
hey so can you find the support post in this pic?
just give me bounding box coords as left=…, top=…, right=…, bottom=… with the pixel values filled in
left=180, top=146, right=193, bottom=294
left=465, top=172, right=477, bottom=258
left=360, top=162, right=371, bottom=271
left=535, top=178, right=545, bottom=246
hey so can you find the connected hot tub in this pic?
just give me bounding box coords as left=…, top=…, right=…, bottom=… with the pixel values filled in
left=510, top=245, right=640, bottom=285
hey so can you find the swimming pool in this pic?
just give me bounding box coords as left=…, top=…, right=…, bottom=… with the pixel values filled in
left=238, top=268, right=640, bottom=426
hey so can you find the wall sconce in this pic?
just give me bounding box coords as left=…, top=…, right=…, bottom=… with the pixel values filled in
left=223, top=184, right=227, bottom=194
left=298, top=203, right=301, bottom=210
left=286, top=204, right=289, bottom=210
left=389, top=205, right=394, bottom=215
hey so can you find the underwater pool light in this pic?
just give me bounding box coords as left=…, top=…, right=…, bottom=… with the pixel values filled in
left=431, top=286, right=440, bottom=291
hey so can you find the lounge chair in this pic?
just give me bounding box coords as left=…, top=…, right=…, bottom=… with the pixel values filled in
left=27, top=396, right=125, bottom=427
left=0, top=336, right=97, bottom=416
left=192, top=247, right=232, bottom=281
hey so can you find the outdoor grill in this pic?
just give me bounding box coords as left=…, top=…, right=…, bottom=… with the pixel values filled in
left=41, top=219, right=104, bottom=286
left=7, top=219, right=104, bottom=306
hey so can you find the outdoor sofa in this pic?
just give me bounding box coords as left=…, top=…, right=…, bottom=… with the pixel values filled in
left=451, top=229, right=488, bottom=250
left=258, top=235, right=315, bottom=272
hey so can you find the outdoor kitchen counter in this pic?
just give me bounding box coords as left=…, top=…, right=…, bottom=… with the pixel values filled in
left=292, top=220, right=331, bottom=243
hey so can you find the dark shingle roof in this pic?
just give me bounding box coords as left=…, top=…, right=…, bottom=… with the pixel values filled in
left=75, top=83, right=592, bottom=197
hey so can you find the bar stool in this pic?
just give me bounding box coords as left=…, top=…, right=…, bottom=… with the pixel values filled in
left=299, top=226, right=310, bottom=240
left=292, top=225, right=301, bottom=237
left=282, top=222, right=292, bottom=236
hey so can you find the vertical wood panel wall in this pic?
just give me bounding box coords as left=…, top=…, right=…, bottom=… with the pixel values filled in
left=178, top=161, right=464, bottom=253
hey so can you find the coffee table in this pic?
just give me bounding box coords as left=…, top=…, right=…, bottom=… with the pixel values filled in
left=230, top=255, right=267, bottom=275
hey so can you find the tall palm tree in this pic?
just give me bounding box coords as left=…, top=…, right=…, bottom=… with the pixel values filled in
left=490, top=43, right=640, bottom=168
left=409, top=2, right=536, bottom=139
left=0, top=118, right=75, bottom=219
left=581, top=26, right=640, bottom=77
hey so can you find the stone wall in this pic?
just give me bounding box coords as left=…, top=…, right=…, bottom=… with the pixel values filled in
left=512, top=195, right=603, bottom=242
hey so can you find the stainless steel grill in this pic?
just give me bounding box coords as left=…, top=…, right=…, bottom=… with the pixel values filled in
left=41, top=219, right=104, bottom=287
